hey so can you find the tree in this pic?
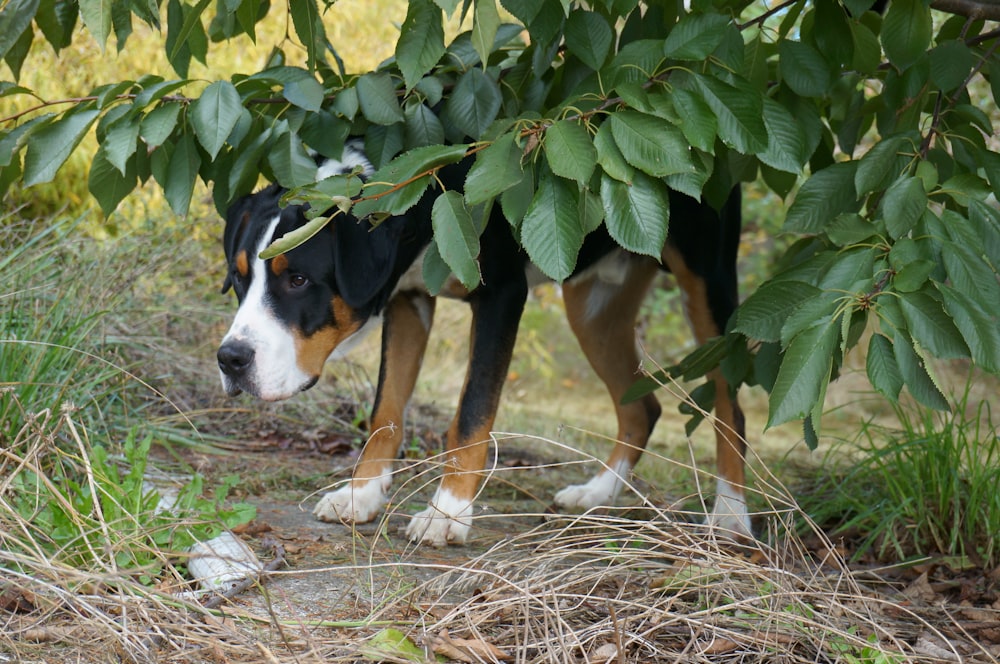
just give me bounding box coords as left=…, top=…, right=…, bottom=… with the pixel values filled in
left=2, top=0, right=999, bottom=444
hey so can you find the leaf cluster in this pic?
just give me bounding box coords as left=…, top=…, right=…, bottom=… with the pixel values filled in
left=3, top=0, right=1000, bottom=439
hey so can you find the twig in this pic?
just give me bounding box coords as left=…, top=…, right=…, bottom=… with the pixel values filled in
left=201, top=534, right=286, bottom=611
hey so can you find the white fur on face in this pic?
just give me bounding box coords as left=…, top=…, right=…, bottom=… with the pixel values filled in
left=219, top=215, right=315, bottom=401
left=315, top=140, right=375, bottom=180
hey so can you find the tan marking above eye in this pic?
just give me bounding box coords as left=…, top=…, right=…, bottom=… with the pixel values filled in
left=270, top=253, right=288, bottom=276
left=235, top=250, right=249, bottom=278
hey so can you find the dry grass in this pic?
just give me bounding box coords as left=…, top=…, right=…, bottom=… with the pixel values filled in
left=3, top=413, right=991, bottom=663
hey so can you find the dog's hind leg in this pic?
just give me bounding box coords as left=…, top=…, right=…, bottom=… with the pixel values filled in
left=314, top=291, right=435, bottom=524
left=553, top=254, right=661, bottom=511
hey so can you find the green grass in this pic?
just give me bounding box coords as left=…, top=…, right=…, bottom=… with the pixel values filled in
left=1, top=214, right=254, bottom=583
left=800, top=385, right=1000, bottom=568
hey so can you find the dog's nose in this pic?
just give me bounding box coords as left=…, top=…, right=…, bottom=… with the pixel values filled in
left=217, top=341, right=255, bottom=377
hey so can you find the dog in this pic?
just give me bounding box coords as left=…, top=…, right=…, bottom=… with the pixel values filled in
left=217, top=141, right=750, bottom=546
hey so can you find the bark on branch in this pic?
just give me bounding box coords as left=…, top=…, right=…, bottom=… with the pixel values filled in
left=932, top=0, right=1000, bottom=21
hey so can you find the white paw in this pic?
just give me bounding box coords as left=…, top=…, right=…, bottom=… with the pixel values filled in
left=553, top=462, right=630, bottom=510
left=404, top=489, right=473, bottom=546
left=706, top=480, right=752, bottom=538
left=313, top=480, right=387, bottom=524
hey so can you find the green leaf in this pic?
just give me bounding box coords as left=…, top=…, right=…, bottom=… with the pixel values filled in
left=78, top=0, right=111, bottom=50
left=268, top=130, right=315, bottom=188
left=968, top=200, right=1000, bottom=270
left=855, top=134, right=913, bottom=196
left=442, top=68, right=501, bottom=140
left=942, top=241, right=1000, bottom=310
left=521, top=172, right=584, bottom=281
left=34, top=0, right=76, bottom=54
left=544, top=119, right=596, bottom=184
left=282, top=76, right=324, bottom=112
left=289, top=0, right=324, bottom=69
left=663, top=12, right=730, bottom=61
left=356, top=72, right=404, bottom=126
left=464, top=132, right=523, bottom=205
left=190, top=81, right=242, bottom=160
left=360, top=628, right=424, bottom=664
left=899, top=289, right=969, bottom=360
left=928, top=40, right=974, bottom=92
left=894, top=330, right=949, bottom=411
left=471, top=0, right=499, bottom=68
left=565, top=9, right=612, bottom=70
left=670, top=88, right=716, bottom=154
left=593, top=121, right=633, bottom=183
left=600, top=171, right=669, bottom=259
left=227, top=126, right=273, bottom=197
left=690, top=74, right=767, bottom=155
left=139, top=102, right=181, bottom=148
left=784, top=161, right=859, bottom=234
left=353, top=144, right=468, bottom=218
left=102, top=116, right=140, bottom=176
left=23, top=109, right=100, bottom=187
left=403, top=102, right=445, bottom=149
left=937, top=282, right=1000, bottom=373
left=826, top=213, right=877, bottom=246
left=893, top=259, right=935, bottom=292
left=162, top=131, right=200, bottom=216
left=881, top=0, right=932, bottom=72
left=768, top=320, right=839, bottom=428
left=779, top=39, right=832, bottom=97
left=0, top=0, right=40, bottom=61
left=167, top=0, right=211, bottom=63
left=849, top=19, right=881, bottom=75
left=881, top=176, right=926, bottom=239
left=421, top=240, right=450, bottom=296
left=132, top=77, right=188, bottom=109
left=734, top=280, right=821, bottom=342
left=89, top=146, right=137, bottom=216
left=609, top=111, right=693, bottom=177
left=396, top=0, right=445, bottom=90
left=758, top=97, right=805, bottom=174
left=261, top=215, right=332, bottom=259
left=432, top=190, right=481, bottom=290
left=866, top=333, right=903, bottom=401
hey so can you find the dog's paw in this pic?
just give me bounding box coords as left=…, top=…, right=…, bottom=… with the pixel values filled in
left=553, top=468, right=626, bottom=511
left=313, top=481, right=386, bottom=524
left=404, top=491, right=473, bottom=546
left=706, top=480, right=753, bottom=539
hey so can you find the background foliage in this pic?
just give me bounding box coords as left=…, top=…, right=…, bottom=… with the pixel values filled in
left=2, top=0, right=999, bottom=442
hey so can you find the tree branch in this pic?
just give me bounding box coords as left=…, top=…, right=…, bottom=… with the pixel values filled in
left=931, top=0, right=1000, bottom=20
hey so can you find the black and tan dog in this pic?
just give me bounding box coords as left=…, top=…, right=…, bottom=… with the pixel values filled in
left=217, top=142, right=749, bottom=546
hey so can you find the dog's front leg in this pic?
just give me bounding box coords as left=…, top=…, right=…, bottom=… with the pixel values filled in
left=314, top=291, right=436, bottom=524
left=406, top=282, right=527, bottom=546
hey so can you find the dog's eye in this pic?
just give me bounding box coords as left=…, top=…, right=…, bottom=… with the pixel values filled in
left=289, top=274, right=308, bottom=289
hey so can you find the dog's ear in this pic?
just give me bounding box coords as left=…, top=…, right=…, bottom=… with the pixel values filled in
left=333, top=216, right=402, bottom=308
left=221, top=196, right=254, bottom=294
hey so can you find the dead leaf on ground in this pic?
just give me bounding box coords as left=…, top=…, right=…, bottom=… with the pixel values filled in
left=429, top=629, right=512, bottom=662
left=913, top=633, right=961, bottom=661
left=901, top=570, right=937, bottom=604
left=0, top=584, right=35, bottom=612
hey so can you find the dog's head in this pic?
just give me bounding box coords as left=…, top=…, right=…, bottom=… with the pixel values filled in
left=216, top=148, right=401, bottom=401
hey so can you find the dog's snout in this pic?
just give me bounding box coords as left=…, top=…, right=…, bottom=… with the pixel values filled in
left=217, top=341, right=255, bottom=377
